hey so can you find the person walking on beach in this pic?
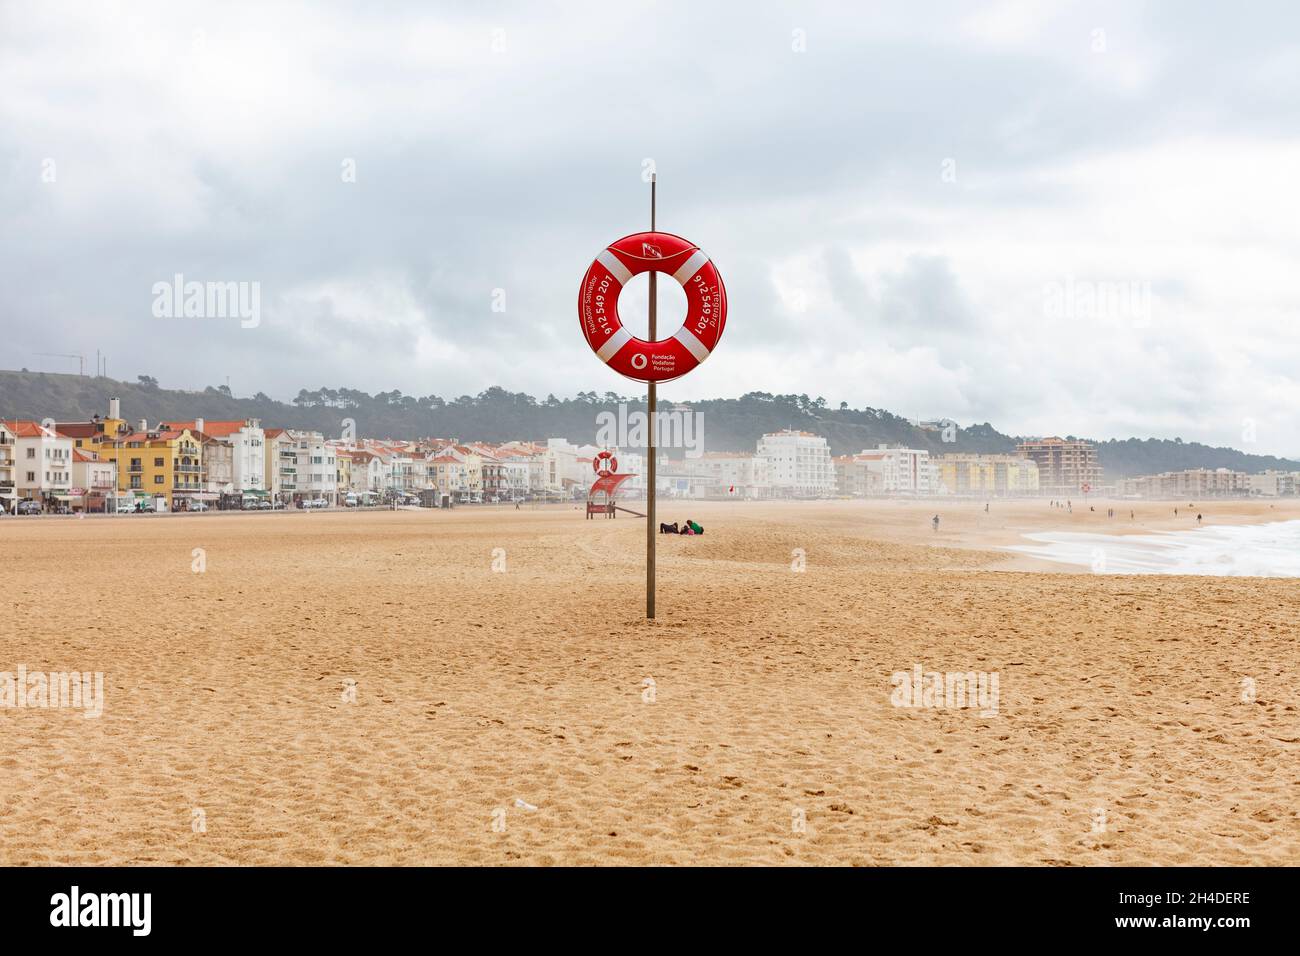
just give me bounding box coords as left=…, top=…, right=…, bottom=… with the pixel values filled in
left=1197, top=513, right=1203, bottom=525
left=932, top=514, right=940, bottom=532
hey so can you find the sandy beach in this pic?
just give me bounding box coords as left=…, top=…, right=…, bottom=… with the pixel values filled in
left=2, top=499, right=1297, bottom=865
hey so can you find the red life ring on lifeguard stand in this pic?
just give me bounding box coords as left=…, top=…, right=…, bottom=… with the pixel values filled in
left=593, top=450, right=618, bottom=475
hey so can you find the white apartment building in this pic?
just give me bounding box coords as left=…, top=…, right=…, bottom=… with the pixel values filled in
left=676, top=452, right=768, bottom=499
left=542, top=438, right=586, bottom=497
left=499, top=455, right=532, bottom=499
left=615, top=449, right=645, bottom=495
left=200, top=437, right=234, bottom=494
left=494, top=441, right=552, bottom=496
left=756, top=430, right=835, bottom=497
left=405, top=448, right=431, bottom=492
left=339, top=449, right=382, bottom=493
left=3, top=420, right=74, bottom=508
left=0, top=421, right=15, bottom=512
left=289, top=430, right=338, bottom=503
left=372, top=447, right=415, bottom=495
left=853, top=446, right=935, bottom=495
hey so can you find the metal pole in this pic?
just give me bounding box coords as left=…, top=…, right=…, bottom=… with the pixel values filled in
left=646, top=174, right=657, bottom=619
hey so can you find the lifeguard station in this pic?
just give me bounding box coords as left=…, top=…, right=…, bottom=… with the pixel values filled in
left=586, top=450, right=643, bottom=519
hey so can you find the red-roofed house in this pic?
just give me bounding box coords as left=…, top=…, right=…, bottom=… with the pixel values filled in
left=2, top=420, right=73, bottom=510
left=72, top=448, right=117, bottom=512
left=161, top=417, right=265, bottom=496
left=93, top=426, right=206, bottom=510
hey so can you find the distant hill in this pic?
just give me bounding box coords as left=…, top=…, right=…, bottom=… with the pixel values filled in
left=2, top=369, right=1297, bottom=479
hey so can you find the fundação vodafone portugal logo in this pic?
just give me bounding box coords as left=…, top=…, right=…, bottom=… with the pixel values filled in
left=578, top=231, right=727, bottom=383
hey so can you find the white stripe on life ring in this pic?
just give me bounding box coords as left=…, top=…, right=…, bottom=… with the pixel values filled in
left=671, top=250, right=709, bottom=285
left=596, top=326, right=633, bottom=363
left=596, top=249, right=633, bottom=286
left=673, top=326, right=711, bottom=362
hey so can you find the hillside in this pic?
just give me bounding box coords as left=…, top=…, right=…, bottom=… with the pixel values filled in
left=2, top=370, right=1297, bottom=479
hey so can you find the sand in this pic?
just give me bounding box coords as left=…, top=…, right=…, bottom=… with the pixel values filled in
left=1, top=498, right=1297, bottom=865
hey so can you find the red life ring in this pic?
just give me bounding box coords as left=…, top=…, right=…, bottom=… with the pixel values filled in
left=593, top=451, right=618, bottom=475
left=578, top=231, right=727, bottom=383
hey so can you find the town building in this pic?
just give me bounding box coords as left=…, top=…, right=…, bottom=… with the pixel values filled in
left=756, top=430, right=835, bottom=497
left=430, top=455, right=469, bottom=502
left=1117, top=468, right=1253, bottom=498
left=670, top=452, right=770, bottom=499
left=933, top=453, right=1040, bottom=496
left=1248, top=470, right=1298, bottom=497
left=851, top=446, right=935, bottom=495
left=93, top=423, right=206, bottom=510
left=286, top=430, right=337, bottom=504
left=1015, top=438, right=1101, bottom=496
left=264, top=428, right=299, bottom=503
left=833, top=455, right=885, bottom=497
left=70, top=448, right=117, bottom=513
left=346, top=449, right=385, bottom=494
left=540, top=438, right=586, bottom=498
left=334, top=449, right=353, bottom=497
left=3, top=419, right=74, bottom=510
left=54, top=396, right=132, bottom=453
left=0, top=421, right=15, bottom=512
left=163, top=418, right=265, bottom=497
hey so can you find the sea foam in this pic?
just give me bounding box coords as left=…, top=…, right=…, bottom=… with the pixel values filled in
left=1007, top=519, right=1300, bottom=577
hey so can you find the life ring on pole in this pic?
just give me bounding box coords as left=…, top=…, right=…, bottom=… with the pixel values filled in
left=578, top=231, right=727, bottom=383
left=593, top=451, right=618, bottom=475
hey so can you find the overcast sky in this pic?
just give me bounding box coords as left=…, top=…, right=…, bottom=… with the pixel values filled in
left=2, top=1, right=1298, bottom=453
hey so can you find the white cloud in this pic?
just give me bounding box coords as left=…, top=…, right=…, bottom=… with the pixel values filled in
left=2, top=0, right=1299, bottom=455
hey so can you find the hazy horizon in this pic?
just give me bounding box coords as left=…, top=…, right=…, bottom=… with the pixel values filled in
left=6, top=366, right=1297, bottom=464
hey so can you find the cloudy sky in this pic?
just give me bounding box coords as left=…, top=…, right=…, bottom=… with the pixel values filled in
left=3, top=1, right=1298, bottom=453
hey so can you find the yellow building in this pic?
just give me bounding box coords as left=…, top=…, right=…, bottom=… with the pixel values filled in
left=334, top=449, right=353, bottom=495
left=935, top=454, right=1039, bottom=496
left=95, top=427, right=205, bottom=509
